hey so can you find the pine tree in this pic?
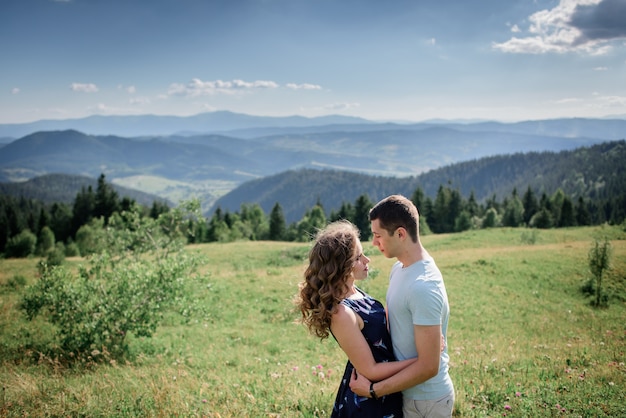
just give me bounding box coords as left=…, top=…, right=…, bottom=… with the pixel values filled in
left=269, top=203, right=286, bottom=241
left=558, top=196, right=576, bottom=227
left=575, top=197, right=591, bottom=226
left=94, top=174, right=120, bottom=223
left=354, top=194, right=373, bottom=241
left=522, top=186, right=539, bottom=225
left=72, top=186, right=95, bottom=236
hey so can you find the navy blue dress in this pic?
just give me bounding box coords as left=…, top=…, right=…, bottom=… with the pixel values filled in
left=331, top=288, right=403, bottom=417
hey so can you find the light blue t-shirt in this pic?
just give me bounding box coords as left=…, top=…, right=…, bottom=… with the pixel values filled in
left=386, top=258, right=454, bottom=400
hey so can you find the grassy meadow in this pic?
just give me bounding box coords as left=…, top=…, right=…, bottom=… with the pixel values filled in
left=1, top=225, right=625, bottom=417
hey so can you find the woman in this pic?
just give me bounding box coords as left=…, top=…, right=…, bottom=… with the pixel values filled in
left=297, top=220, right=414, bottom=417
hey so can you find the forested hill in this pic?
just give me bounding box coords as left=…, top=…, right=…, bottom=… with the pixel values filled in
left=0, top=173, right=171, bottom=207
left=211, top=140, right=626, bottom=223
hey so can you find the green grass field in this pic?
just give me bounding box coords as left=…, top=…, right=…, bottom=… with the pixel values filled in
left=1, top=226, right=624, bottom=417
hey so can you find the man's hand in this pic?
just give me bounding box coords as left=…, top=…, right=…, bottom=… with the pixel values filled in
left=349, top=369, right=372, bottom=397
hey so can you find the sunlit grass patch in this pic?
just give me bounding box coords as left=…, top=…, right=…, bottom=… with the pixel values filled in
left=1, top=226, right=625, bottom=416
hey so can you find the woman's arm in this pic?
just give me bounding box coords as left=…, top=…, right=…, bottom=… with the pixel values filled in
left=330, top=305, right=416, bottom=382
left=350, top=324, right=442, bottom=397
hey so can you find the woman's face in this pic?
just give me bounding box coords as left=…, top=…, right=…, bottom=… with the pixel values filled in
left=351, top=241, right=370, bottom=281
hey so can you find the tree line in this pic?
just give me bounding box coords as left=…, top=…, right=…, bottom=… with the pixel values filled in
left=2, top=173, right=625, bottom=260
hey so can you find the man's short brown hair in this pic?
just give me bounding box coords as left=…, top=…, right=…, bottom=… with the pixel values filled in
left=369, top=194, right=420, bottom=243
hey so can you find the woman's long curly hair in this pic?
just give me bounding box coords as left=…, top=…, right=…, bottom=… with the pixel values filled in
left=297, top=220, right=360, bottom=340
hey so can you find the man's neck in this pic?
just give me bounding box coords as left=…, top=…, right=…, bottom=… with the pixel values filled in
left=397, top=242, right=429, bottom=268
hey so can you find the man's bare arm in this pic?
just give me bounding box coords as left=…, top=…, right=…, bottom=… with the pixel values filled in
left=350, top=324, right=441, bottom=397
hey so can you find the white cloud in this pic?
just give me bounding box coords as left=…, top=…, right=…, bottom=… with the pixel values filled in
left=597, top=95, right=626, bottom=107
left=553, top=93, right=626, bottom=111
left=286, top=83, right=322, bottom=90
left=511, top=24, right=521, bottom=33
left=168, top=78, right=279, bottom=97
left=71, top=83, right=99, bottom=93
left=593, top=66, right=608, bottom=70
left=88, top=103, right=140, bottom=115
left=117, top=84, right=136, bottom=93
left=11, top=87, right=20, bottom=94
left=129, top=97, right=150, bottom=105
left=493, top=0, right=624, bottom=55
left=553, top=97, right=584, bottom=104
left=322, top=102, right=360, bottom=111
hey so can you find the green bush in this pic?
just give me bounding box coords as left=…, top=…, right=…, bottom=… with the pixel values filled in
left=64, top=240, right=80, bottom=257
left=75, top=218, right=106, bottom=256
left=520, top=229, right=538, bottom=245
left=588, top=238, right=612, bottom=307
left=20, top=201, right=203, bottom=360
left=35, top=226, right=55, bottom=256
left=5, top=229, right=37, bottom=258
left=45, top=242, right=66, bottom=268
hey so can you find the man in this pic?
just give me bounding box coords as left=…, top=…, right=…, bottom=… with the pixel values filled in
left=350, top=194, right=454, bottom=417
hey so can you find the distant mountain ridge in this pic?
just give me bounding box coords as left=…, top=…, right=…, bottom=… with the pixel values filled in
left=0, top=111, right=374, bottom=138
left=212, top=140, right=626, bottom=223
left=1, top=110, right=625, bottom=139
left=0, top=113, right=624, bottom=213
left=0, top=173, right=171, bottom=207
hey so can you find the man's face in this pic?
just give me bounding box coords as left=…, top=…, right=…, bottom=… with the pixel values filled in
left=371, top=219, right=397, bottom=259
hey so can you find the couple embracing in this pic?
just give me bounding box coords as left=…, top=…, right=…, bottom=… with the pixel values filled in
left=298, top=195, right=455, bottom=418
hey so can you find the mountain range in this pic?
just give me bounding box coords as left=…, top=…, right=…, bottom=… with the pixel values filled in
left=211, top=141, right=626, bottom=223
left=0, top=173, right=169, bottom=208
left=0, top=112, right=625, bottom=220
left=0, top=111, right=373, bottom=139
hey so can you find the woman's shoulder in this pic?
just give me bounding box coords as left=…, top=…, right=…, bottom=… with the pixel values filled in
left=330, top=301, right=361, bottom=331
left=332, top=301, right=361, bottom=321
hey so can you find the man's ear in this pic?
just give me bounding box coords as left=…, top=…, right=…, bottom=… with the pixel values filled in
left=396, top=227, right=407, bottom=240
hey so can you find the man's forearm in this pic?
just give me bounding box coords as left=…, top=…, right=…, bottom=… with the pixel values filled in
left=371, top=359, right=438, bottom=397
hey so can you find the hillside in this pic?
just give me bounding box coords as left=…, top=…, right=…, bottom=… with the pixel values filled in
left=0, top=114, right=624, bottom=213
left=0, top=173, right=171, bottom=207
left=211, top=140, right=626, bottom=223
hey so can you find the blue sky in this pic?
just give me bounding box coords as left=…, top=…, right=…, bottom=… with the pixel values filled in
left=1, top=0, right=625, bottom=124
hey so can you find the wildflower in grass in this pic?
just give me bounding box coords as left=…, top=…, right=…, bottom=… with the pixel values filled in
left=291, top=366, right=299, bottom=371
left=515, top=391, right=522, bottom=397
left=504, top=404, right=511, bottom=411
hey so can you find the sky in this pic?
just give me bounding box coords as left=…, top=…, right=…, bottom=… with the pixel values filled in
left=1, top=0, right=625, bottom=124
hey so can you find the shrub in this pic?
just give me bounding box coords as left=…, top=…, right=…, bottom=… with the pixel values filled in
left=482, top=208, right=499, bottom=228
left=5, top=230, right=37, bottom=258
left=45, top=242, right=66, bottom=267
left=75, top=218, right=106, bottom=256
left=64, top=240, right=80, bottom=257
left=520, top=229, right=538, bottom=245
left=587, top=238, right=612, bottom=308
left=35, top=226, right=55, bottom=256
left=20, top=201, right=203, bottom=360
